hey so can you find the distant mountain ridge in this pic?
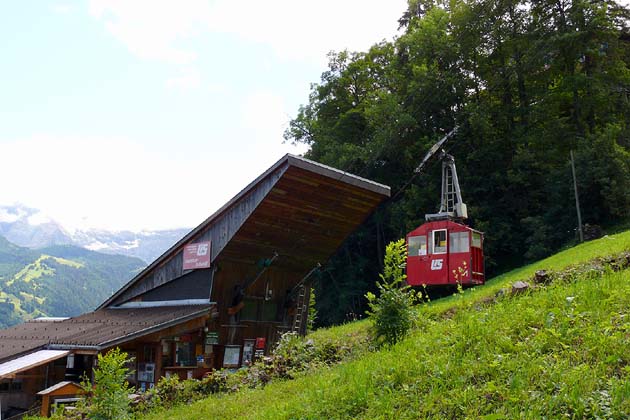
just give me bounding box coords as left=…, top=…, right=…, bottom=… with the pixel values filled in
left=0, top=234, right=146, bottom=328
left=0, top=204, right=190, bottom=263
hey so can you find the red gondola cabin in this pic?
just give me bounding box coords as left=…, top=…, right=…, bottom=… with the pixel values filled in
left=406, top=220, right=484, bottom=287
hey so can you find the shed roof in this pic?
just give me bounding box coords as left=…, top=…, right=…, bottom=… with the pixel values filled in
left=101, top=154, right=391, bottom=307
left=0, top=304, right=212, bottom=363
left=37, top=381, right=82, bottom=396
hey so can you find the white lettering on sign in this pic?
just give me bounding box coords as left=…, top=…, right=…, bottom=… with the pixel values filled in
left=431, top=259, right=443, bottom=270
left=197, top=243, right=209, bottom=256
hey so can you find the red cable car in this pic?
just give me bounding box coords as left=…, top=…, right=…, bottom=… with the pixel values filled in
left=406, top=220, right=484, bottom=287
left=406, top=128, right=485, bottom=287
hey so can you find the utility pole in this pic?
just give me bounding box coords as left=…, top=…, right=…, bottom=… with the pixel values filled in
left=570, top=150, right=584, bottom=242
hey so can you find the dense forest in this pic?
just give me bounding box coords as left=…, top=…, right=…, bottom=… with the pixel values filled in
left=283, top=0, right=630, bottom=326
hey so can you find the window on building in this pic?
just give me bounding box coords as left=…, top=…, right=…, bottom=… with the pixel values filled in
left=66, top=353, right=75, bottom=369
left=144, top=345, right=156, bottom=363
left=240, top=298, right=280, bottom=322
left=449, top=232, right=470, bottom=253
left=0, top=380, right=22, bottom=393
left=12, top=380, right=22, bottom=392
left=262, top=302, right=278, bottom=322
left=161, top=341, right=172, bottom=368
left=240, top=298, right=259, bottom=321
left=175, top=342, right=195, bottom=367
left=432, top=230, right=447, bottom=254
left=408, top=236, right=427, bottom=256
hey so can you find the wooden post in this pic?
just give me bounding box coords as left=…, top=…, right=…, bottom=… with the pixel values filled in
left=570, top=150, right=584, bottom=242
left=41, top=395, right=50, bottom=417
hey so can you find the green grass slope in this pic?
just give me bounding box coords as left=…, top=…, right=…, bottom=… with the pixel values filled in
left=143, top=231, right=630, bottom=419
left=0, top=236, right=146, bottom=328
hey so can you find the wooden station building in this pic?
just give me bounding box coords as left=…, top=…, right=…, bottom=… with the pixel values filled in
left=0, top=154, right=390, bottom=418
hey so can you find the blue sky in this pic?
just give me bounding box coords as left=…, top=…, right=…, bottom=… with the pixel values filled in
left=0, top=0, right=406, bottom=231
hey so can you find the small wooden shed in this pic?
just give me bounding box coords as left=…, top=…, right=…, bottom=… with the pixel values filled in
left=37, top=381, right=83, bottom=417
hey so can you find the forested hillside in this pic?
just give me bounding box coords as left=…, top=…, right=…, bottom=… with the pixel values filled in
left=284, top=0, right=630, bottom=326
left=0, top=235, right=145, bottom=328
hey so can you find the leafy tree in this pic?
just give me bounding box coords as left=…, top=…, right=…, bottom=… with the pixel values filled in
left=83, top=348, right=134, bottom=420
left=287, top=0, right=630, bottom=326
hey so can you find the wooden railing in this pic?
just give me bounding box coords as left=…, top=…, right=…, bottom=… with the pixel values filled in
left=5, top=405, right=41, bottom=420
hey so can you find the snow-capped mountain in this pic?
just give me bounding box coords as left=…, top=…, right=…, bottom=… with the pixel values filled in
left=0, top=204, right=190, bottom=263
left=71, top=228, right=190, bottom=263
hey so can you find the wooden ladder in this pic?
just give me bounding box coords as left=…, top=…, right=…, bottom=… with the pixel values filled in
left=291, top=285, right=308, bottom=334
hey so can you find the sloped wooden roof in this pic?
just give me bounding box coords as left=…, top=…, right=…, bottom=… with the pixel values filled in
left=0, top=305, right=212, bottom=363
left=101, top=154, right=390, bottom=307
left=0, top=350, right=69, bottom=379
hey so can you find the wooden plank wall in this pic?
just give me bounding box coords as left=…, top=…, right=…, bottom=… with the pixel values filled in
left=210, top=259, right=302, bottom=346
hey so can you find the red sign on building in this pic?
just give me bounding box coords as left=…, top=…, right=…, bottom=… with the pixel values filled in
left=255, top=337, right=266, bottom=349
left=183, top=241, right=211, bottom=270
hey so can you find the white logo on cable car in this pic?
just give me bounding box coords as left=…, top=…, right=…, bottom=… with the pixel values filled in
left=431, top=259, right=443, bottom=270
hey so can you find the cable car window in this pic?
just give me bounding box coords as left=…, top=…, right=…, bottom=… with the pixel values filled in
left=472, top=232, right=482, bottom=248
left=408, top=236, right=427, bottom=256
left=449, top=232, right=470, bottom=253
left=432, top=230, right=447, bottom=254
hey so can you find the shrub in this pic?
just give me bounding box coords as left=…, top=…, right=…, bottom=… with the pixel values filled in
left=23, top=349, right=133, bottom=420
left=307, top=286, right=317, bottom=332
left=85, top=347, right=134, bottom=420
left=152, top=375, right=202, bottom=409
left=366, top=239, right=417, bottom=347
left=198, top=369, right=231, bottom=394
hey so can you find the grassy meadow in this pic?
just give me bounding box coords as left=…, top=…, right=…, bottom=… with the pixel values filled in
left=142, top=231, right=630, bottom=419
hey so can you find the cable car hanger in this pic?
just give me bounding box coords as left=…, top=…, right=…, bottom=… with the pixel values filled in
left=413, top=126, right=467, bottom=222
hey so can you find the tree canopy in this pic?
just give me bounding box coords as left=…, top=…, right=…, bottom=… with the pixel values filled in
left=285, top=0, right=630, bottom=327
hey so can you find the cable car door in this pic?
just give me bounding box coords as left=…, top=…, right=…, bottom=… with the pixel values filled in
left=428, top=228, right=448, bottom=284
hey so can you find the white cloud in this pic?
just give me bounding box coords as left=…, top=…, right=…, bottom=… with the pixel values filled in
left=89, top=0, right=208, bottom=64
left=0, top=207, right=24, bottom=223
left=0, top=136, right=223, bottom=231
left=205, top=0, right=407, bottom=64
left=166, top=67, right=202, bottom=90
left=89, top=0, right=407, bottom=66
left=240, top=90, right=309, bottom=159
left=85, top=240, right=108, bottom=251
left=52, top=3, right=73, bottom=14
left=0, top=134, right=307, bottom=231
left=242, top=91, right=288, bottom=142
left=27, top=211, right=54, bottom=226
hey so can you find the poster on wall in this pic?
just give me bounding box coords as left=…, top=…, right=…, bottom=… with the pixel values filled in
left=183, top=241, right=212, bottom=270
left=242, top=340, right=255, bottom=365
left=223, top=345, right=241, bottom=368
